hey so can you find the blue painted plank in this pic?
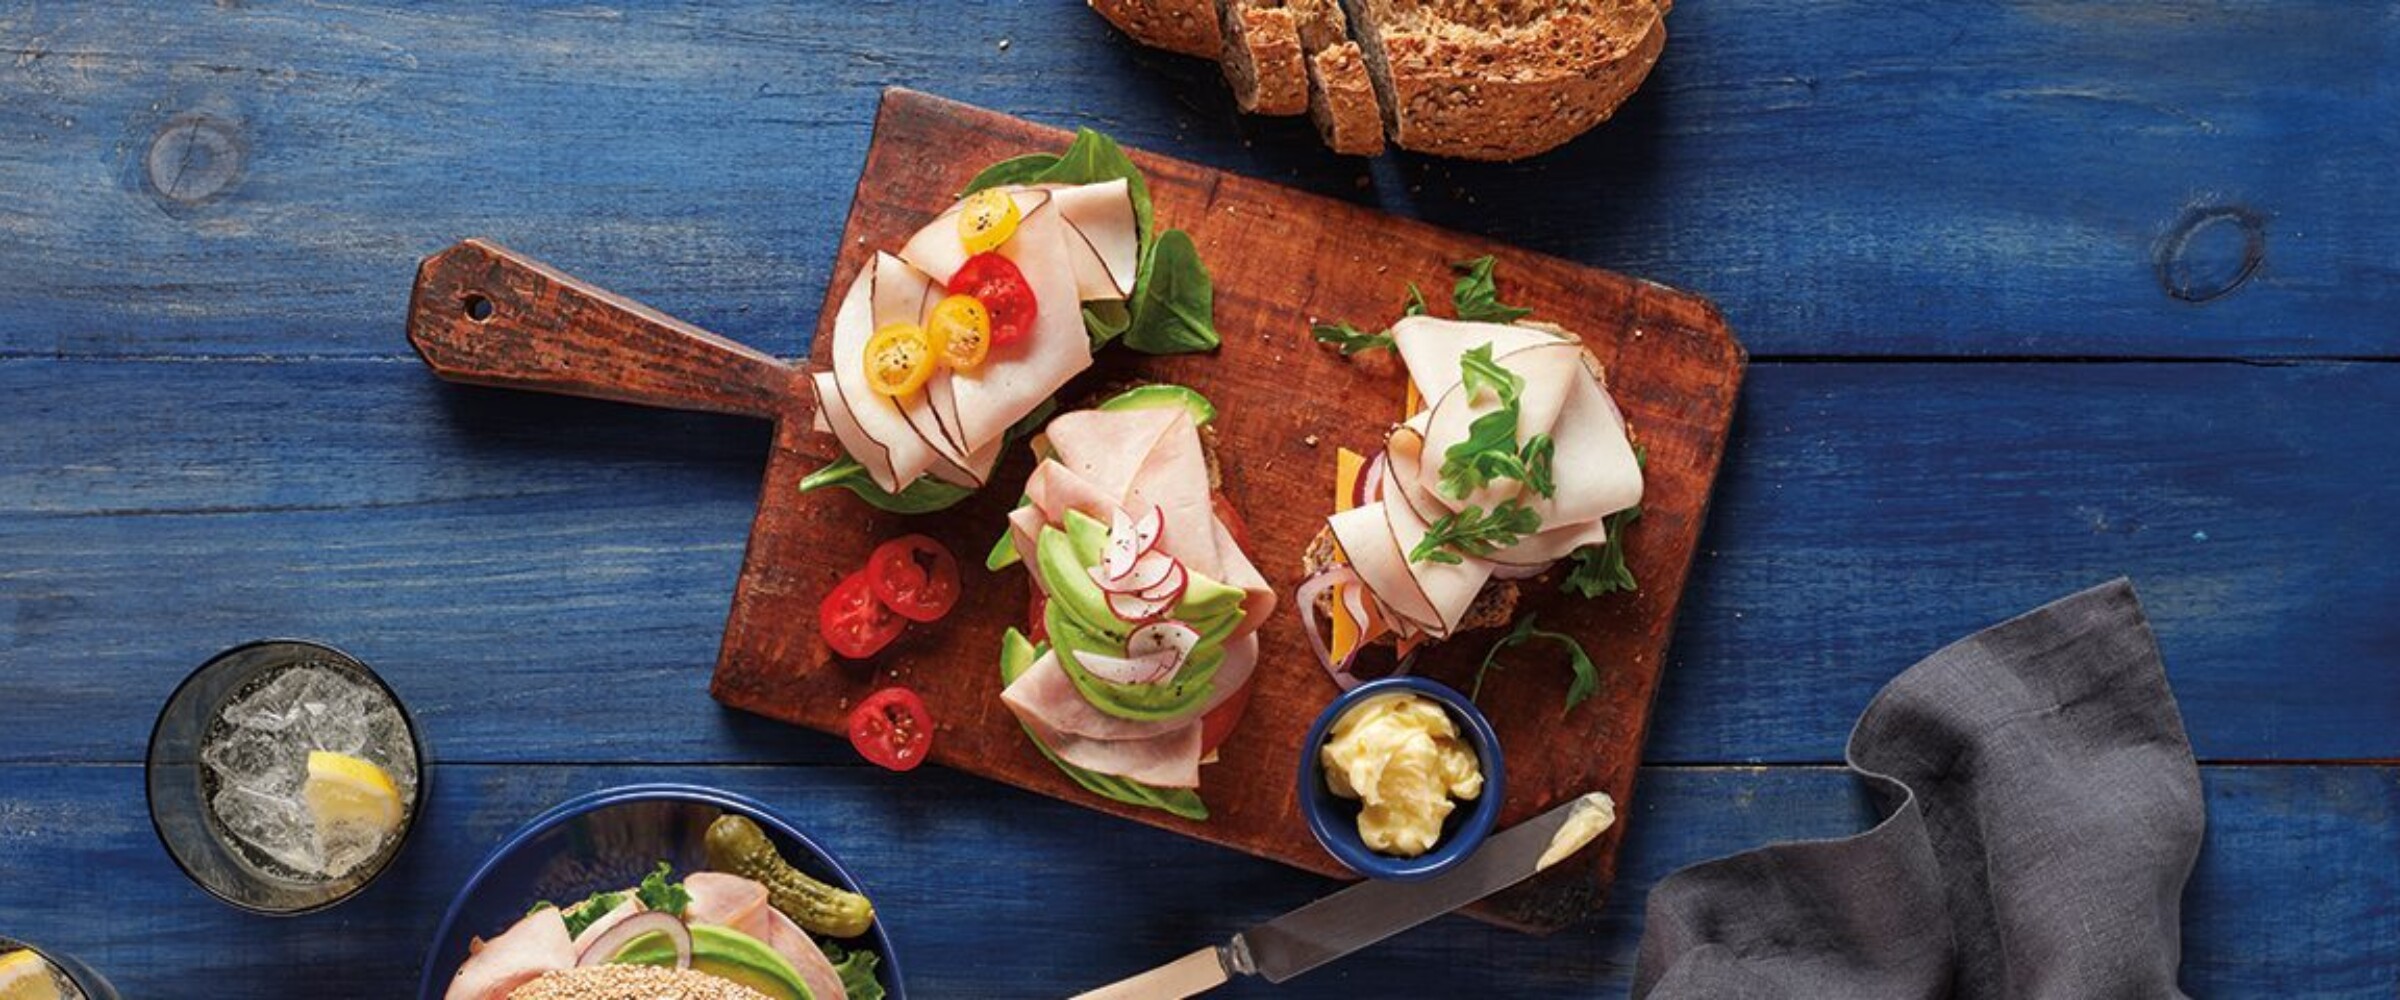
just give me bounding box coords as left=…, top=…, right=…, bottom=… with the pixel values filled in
left=0, top=2, right=2391, bottom=359
left=0, top=764, right=2387, bottom=998
left=1, top=359, right=2394, bottom=766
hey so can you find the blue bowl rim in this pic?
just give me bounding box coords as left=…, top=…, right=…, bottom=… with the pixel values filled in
left=1297, top=676, right=1506, bottom=881
left=414, top=782, right=905, bottom=1000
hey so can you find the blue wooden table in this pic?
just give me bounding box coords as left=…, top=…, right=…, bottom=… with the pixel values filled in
left=2, top=3, right=2394, bottom=996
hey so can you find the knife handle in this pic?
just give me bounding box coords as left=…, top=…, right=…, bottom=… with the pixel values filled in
left=1068, top=948, right=1231, bottom=1000
left=407, top=238, right=803, bottom=421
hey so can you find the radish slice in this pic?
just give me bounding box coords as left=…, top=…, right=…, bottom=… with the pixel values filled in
left=1103, top=508, right=1143, bottom=578
left=577, top=912, right=690, bottom=969
left=1128, top=622, right=1200, bottom=664
left=1131, top=504, right=1165, bottom=553
left=1114, top=550, right=1179, bottom=593
left=1107, top=588, right=1178, bottom=624
left=1133, top=561, right=1187, bottom=603
left=1077, top=649, right=1180, bottom=685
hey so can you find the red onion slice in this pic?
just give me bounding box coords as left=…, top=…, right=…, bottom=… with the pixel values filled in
left=1357, top=451, right=1389, bottom=507
left=1295, top=566, right=1365, bottom=691
left=576, top=911, right=691, bottom=969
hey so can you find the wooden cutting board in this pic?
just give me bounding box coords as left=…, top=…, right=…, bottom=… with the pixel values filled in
left=409, top=88, right=1742, bottom=932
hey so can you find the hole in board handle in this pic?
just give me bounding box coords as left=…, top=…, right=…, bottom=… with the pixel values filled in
left=462, top=294, right=494, bottom=323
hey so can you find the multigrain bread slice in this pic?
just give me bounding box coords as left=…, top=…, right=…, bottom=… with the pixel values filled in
left=1284, top=0, right=1353, bottom=52
left=1090, top=0, right=1224, bottom=59
left=1308, top=44, right=1387, bottom=156
left=1341, top=0, right=1670, bottom=160
left=1219, top=3, right=1311, bottom=115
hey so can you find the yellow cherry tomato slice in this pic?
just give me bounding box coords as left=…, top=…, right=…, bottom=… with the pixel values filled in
left=863, top=323, right=938, bottom=398
left=928, top=294, right=992, bottom=371
left=957, top=189, right=1021, bottom=255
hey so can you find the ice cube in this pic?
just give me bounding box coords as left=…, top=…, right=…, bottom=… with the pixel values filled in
left=316, top=813, right=388, bottom=879
left=212, top=784, right=323, bottom=875
left=200, top=726, right=301, bottom=798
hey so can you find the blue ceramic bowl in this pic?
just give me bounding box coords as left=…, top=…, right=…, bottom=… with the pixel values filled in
left=417, top=784, right=903, bottom=999
left=1298, top=677, right=1505, bottom=881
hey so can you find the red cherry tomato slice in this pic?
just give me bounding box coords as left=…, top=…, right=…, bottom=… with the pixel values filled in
left=1212, top=494, right=1256, bottom=558
left=821, top=569, right=906, bottom=659
left=949, top=253, right=1039, bottom=350
left=1198, top=677, right=1255, bottom=757
left=847, top=686, right=933, bottom=771
left=866, top=535, right=961, bottom=623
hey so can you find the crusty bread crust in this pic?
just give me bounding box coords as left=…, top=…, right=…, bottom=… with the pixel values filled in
left=1348, top=0, right=1668, bottom=161
left=1091, top=0, right=1224, bottom=60
left=1284, top=0, right=1352, bottom=53
left=1220, top=4, right=1311, bottom=116
left=1308, top=44, right=1388, bottom=156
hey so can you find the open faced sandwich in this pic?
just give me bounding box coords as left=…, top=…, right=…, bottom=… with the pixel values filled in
left=990, top=386, right=1275, bottom=821
left=803, top=130, right=1221, bottom=512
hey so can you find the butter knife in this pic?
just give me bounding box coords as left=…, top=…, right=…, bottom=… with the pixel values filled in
left=1069, top=792, right=1617, bottom=1000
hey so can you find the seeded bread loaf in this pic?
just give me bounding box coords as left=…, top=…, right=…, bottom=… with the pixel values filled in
left=1284, top=0, right=1352, bottom=52
left=1308, top=43, right=1387, bottom=156
left=1219, top=3, right=1310, bottom=116
left=1090, top=0, right=1223, bottom=59
left=1342, top=0, right=1669, bottom=160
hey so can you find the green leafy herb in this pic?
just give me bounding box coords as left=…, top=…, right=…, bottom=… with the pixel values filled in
left=1311, top=321, right=1394, bottom=356
left=1472, top=614, right=1599, bottom=712
left=1438, top=345, right=1555, bottom=500
left=558, top=890, right=625, bottom=938
left=800, top=458, right=976, bottom=514
left=1119, top=229, right=1219, bottom=354
left=1404, top=282, right=1431, bottom=317
left=1562, top=447, right=1647, bottom=599
left=524, top=900, right=556, bottom=916
left=960, top=153, right=1062, bottom=196
left=820, top=942, right=888, bottom=1000
left=1451, top=255, right=1533, bottom=324
left=1521, top=433, right=1557, bottom=498
left=1410, top=500, right=1541, bottom=564
left=1456, top=343, right=1525, bottom=403
left=635, top=861, right=690, bottom=918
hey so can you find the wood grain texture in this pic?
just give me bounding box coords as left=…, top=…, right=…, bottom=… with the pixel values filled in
left=0, top=2, right=2391, bottom=359
left=0, top=763, right=2388, bottom=998
left=2, top=359, right=2393, bottom=767
left=701, top=90, right=1743, bottom=932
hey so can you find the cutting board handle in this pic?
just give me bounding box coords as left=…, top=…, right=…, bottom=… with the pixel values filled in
left=407, top=239, right=802, bottom=421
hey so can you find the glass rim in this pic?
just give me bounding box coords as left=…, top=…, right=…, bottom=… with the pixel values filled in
left=144, top=637, right=429, bottom=916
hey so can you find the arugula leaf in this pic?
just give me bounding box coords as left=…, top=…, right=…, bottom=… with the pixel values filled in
left=635, top=861, right=690, bottom=918
left=1120, top=229, right=1220, bottom=354
left=1520, top=433, right=1557, bottom=498
left=1438, top=407, right=1529, bottom=499
left=799, top=458, right=975, bottom=514
left=960, top=153, right=1062, bottom=196
left=1312, top=321, right=1394, bottom=356
left=1456, top=343, right=1525, bottom=403
left=1404, top=282, right=1431, bottom=317
left=1452, top=255, right=1533, bottom=324
left=1472, top=614, right=1600, bottom=712
left=820, top=942, right=888, bottom=1000
left=558, top=890, right=625, bottom=938
left=1410, top=500, right=1541, bottom=564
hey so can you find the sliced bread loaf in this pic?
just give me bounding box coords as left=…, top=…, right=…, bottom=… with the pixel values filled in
left=1341, top=0, right=1669, bottom=160
left=1090, top=0, right=1223, bottom=60
left=1219, top=3, right=1310, bottom=116
left=1308, top=43, right=1387, bottom=156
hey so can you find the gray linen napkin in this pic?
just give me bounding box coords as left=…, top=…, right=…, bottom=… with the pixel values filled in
left=1634, top=579, right=2204, bottom=999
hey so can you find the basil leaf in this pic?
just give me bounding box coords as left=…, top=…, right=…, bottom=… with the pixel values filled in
left=1311, top=321, right=1394, bottom=356
left=1119, top=229, right=1219, bottom=354
left=1452, top=255, right=1533, bottom=324
left=1472, top=614, right=1599, bottom=713
left=960, top=153, right=1061, bottom=196
left=799, top=457, right=975, bottom=514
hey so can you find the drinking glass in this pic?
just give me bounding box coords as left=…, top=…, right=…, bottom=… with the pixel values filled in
left=145, top=639, right=425, bottom=914
left=0, top=936, right=120, bottom=1000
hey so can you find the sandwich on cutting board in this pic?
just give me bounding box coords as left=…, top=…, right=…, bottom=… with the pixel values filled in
left=1086, top=0, right=1671, bottom=160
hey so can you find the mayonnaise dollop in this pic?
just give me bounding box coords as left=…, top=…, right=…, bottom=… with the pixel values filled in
left=1320, top=693, right=1483, bottom=857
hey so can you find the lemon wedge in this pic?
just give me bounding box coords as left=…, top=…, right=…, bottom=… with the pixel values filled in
left=0, top=950, right=64, bottom=1000
left=303, top=751, right=404, bottom=876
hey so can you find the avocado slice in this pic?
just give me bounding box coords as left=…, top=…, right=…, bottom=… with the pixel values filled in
left=614, top=924, right=814, bottom=1000
left=1098, top=383, right=1216, bottom=427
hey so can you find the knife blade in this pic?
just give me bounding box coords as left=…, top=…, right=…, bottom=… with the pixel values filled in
left=1069, top=792, right=1617, bottom=1000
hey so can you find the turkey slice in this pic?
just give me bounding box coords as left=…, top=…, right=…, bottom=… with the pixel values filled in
left=1005, top=649, right=1203, bottom=788
left=442, top=906, right=572, bottom=1000
left=1046, top=179, right=1140, bottom=300
left=870, top=253, right=977, bottom=476
left=826, top=257, right=943, bottom=492
left=899, top=188, right=1054, bottom=287
left=763, top=909, right=850, bottom=1000
left=1392, top=316, right=1573, bottom=403
left=944, top=196, right=1096, bottom=453
left=1536, top=367, right=1645, bottom=525
left=1327, top=504, right=1442, bottom=633
left=1416, top=340, right=1584, bottom=515
left=810, top=371, right=896, bottom=492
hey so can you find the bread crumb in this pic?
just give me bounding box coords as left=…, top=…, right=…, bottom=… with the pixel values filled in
left=1303, top=434, right=1320, bottom=447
